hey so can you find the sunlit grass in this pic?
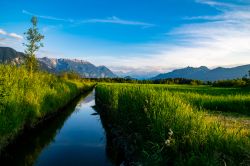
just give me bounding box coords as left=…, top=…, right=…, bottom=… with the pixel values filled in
left=0, top=65, right=94, bottom=151
left=95, top=83, right=250, bottom=165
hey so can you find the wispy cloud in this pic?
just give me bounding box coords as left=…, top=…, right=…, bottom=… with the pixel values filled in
left=0, top=37, right=23, bottom=50
left=0, top=29, right=7, bottom=35
left=186, top=0, right=250, bottom=21
left=20, top=2, right=250, bottom=75
left=8, top=33, right=23, bottom=40
left=22, top=10, right=74, bottom=22
left=0, top=28, right=23, bottom=40
left=195, top=0, right=250, bottom=11
left=0, top=28, right=23, bottom=51
left=92, top=0, right=250, bottom=73
left=156, top=1, right=250, bottom=69
left=22, top=10, right=154, bottom=27
left=82, top=16, right=154, bottom=27
left=184, top=12, right=250, bottom=21
left=196, top=0, right=238, bottom=8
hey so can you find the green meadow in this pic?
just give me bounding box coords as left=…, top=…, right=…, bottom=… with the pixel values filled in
left=95, top=83, right=250, bottom=166
left=0, top=65, right=94, bottom=151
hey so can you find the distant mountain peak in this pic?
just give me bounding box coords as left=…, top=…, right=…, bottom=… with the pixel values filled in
left=184, top=66, right=209, bottom=70
left=0, top=47, right=26, bottom=65
left=0, top=47, right=116, bottom=78
left=152, top=65, right=250, bottom=81
left=199, top=66, right=209, bottom=70
left=98, top=65, right=107, bottom=68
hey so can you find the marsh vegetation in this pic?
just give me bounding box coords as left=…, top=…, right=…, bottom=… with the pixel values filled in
left=0, top=65, right=94, bottom=151
left=96, top=83, right=250, bottom=165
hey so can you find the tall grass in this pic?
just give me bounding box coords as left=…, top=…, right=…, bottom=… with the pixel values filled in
left=152, top=84, right=250, bottom=115
left=0, top=65, right=94, bottom=151
left=95, top=83, right=250, bottom=165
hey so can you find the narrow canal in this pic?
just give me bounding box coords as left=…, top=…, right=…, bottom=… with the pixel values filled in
left=0, top=91, right=114, bottom=166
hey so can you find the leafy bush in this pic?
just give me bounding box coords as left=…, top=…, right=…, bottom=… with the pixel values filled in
left=0, top=65, right=93, bottom=151
left=213, top=79, right=248, bottom=87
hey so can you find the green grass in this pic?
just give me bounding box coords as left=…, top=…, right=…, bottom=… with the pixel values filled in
left=0, top=65, right=94, bottom=151
left=95, top=83, right=250, bottom=166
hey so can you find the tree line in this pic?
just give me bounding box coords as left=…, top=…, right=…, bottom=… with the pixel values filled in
left=80, top=76, right=250, bottom=87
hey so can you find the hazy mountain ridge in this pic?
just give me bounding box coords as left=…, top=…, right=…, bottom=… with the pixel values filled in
left=0, top=47, right=116, bottom=78
left=115, top=70, right=160, bottom=80
left=152, top=65, right=250, bottom=81
left=0, top=47, right=26, bottom=65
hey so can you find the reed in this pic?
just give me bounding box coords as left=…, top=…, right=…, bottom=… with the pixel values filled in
left=96, top=83, right=250, bottom=165
left=0, top=65, right=94, bottom=151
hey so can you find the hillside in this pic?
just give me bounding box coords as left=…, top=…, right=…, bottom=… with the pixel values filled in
left=152, top=65, right=250, bottom=81
left=0, top=47, right=26, bottom=65
left=0, top=47, right=116, bottom=78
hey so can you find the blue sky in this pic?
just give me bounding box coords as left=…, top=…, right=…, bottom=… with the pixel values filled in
left=0, top=0, right=250, bottom=76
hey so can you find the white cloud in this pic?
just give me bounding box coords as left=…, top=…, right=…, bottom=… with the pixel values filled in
left=22, top=10, right=154, bottom=27
left=91, top=0, right=250, bottom=74
left=196, top=0, right=238, bottom=8
left=20, top=2, right=250, bottom=75
left=184, top=11, right=250, bottom=21
left=160, top=1, right=250, bottom=69
left=0, top=29, right=7, bottom=35
left=0, top=28, right=23, bottom=50
left=22, top=10, right=74, bottom=23
left=0, top=37, right=23, bottom=50
left=0, top=28, right=23, bottom=40
left=8, top=33, right=23, bottom=40
left=82, top=16, right=155, bottom=27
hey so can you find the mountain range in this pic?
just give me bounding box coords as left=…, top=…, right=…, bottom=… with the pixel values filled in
left=1, top=47, right=250, bottom=81
left=152, top=65, right=250, bottom=81
left=115, top=70, right=160, bottom=80
left=0, top=47, right=116, bottom=78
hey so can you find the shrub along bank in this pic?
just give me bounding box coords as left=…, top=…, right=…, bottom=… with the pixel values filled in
left=0, top=65, right=94, bottom=152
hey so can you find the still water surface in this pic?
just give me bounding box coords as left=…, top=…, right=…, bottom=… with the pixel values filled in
left=0, top=91, right=113, bottom=166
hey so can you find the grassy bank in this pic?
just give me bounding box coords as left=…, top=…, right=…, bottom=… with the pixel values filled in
left=95, top=83, right=250, bottom=166
left=0, top=65, right=94, bottom=152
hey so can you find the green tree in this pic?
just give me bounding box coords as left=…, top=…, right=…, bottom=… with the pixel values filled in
left=23, top=16, right=44, bottom=72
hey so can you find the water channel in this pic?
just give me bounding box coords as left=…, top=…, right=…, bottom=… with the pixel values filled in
left=0, top=90, right=116, bottom=166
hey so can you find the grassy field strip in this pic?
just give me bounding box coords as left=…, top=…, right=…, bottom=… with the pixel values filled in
left=173, top=92, right=250, bottom=115
left=0, top=65, right=94, bottom=152
left=95, top=83, right=250, bottom=165
left=204, top=112, right=250, bottom=134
